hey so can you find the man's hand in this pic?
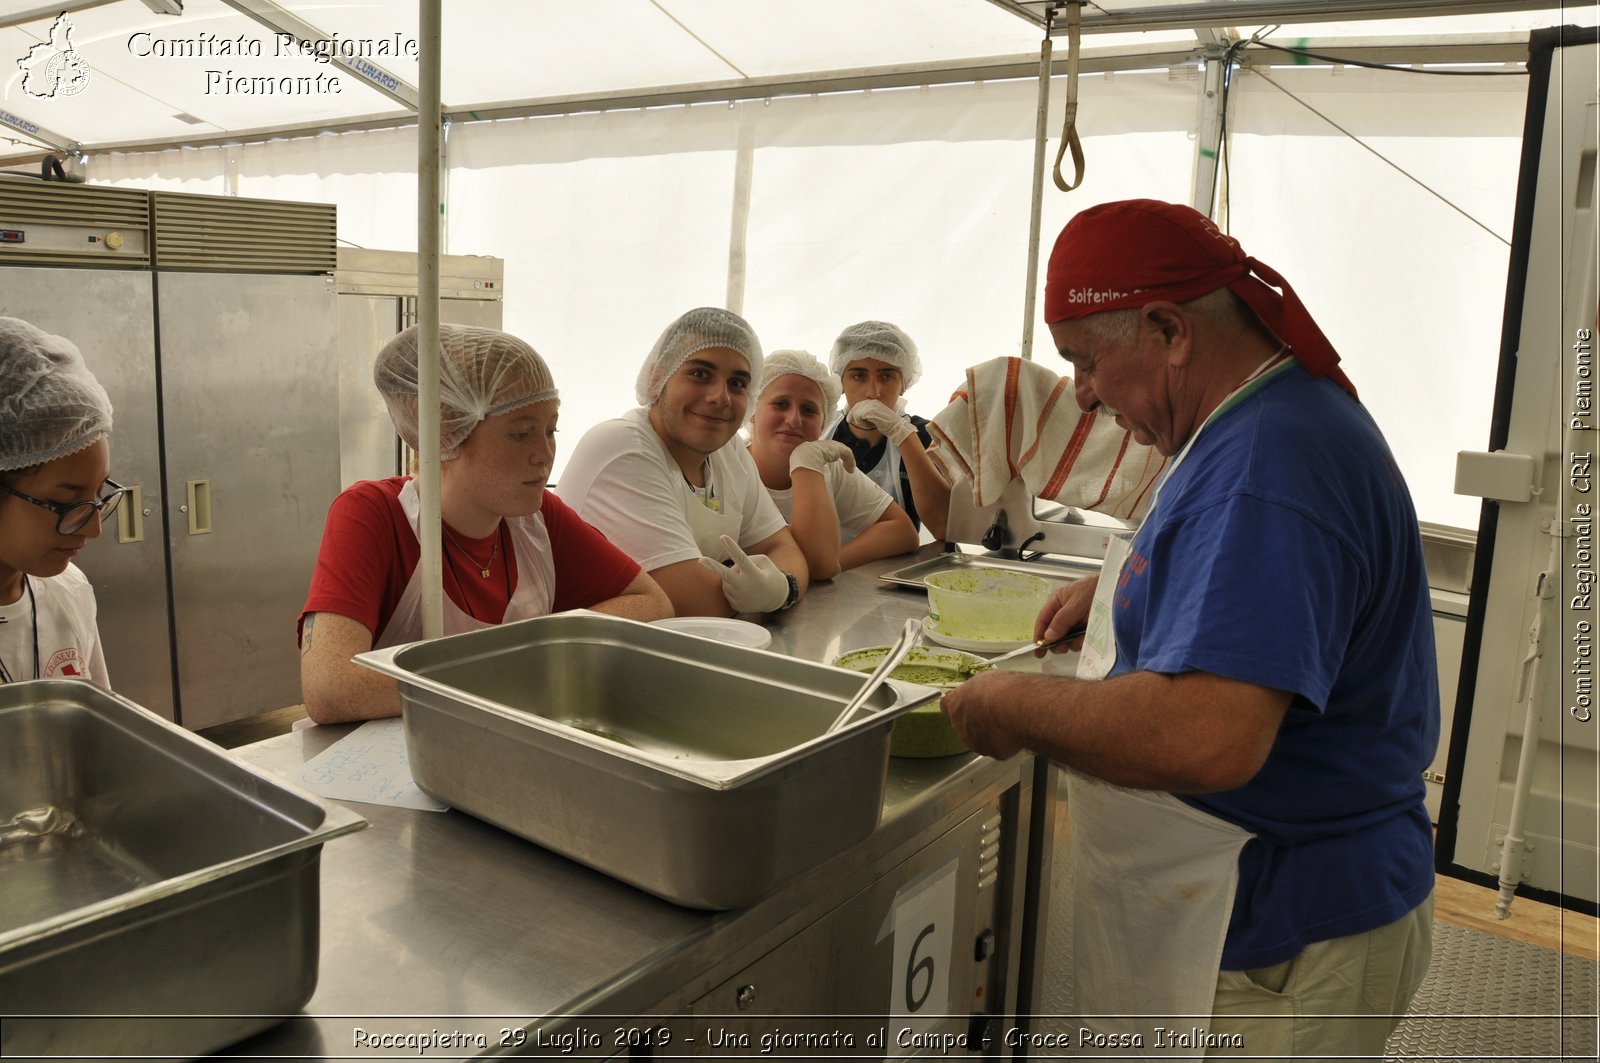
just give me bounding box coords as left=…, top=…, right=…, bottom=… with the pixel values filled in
left=941, top=671, right=1026, bottom=759
left=697, top=534, right=791, bottom=613
left=1036, top=575, right=1099, bottom=651
left=846, top=399, right=915, bottom=445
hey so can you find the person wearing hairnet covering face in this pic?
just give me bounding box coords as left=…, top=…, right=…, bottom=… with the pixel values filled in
left=297, top=324, right=672, bottom=725
left=0, top=317, right=120, bottom=686
left=826, top=321, right=953, bottom=541
left=559, top=307, right=810, bottom=618
left=745, top=350, right=918, bottom=579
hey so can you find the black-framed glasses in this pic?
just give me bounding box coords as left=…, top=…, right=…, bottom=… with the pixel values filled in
left=0, top=477, right=128, bottom=534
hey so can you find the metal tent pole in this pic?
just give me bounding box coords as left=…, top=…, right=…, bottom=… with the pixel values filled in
left=417, top=0, right=443, bottom=639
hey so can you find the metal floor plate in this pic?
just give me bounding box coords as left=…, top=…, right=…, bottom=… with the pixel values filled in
left=1038, top=787, right=1599, bottom=1060
left=1384, top=922, right=1597, bottom=1062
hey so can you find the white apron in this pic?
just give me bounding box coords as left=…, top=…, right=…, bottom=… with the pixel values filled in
left=374, top=479, right=556, bottom=649
left=826, top=413, right=906, bottom=511
left=1065, top=356, right=1295, bottom=1045
left=682, top=466, right=746, bottom=563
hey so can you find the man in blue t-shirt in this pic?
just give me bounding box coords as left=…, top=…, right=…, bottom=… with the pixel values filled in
left=943, top=199, right=1438, bottom=1059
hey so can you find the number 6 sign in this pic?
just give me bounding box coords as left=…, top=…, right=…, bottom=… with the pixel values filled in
left=883, top=859, right=959, bottom=1038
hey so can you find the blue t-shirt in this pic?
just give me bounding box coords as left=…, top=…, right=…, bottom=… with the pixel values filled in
left=1111, top=364, right=1439, bottom=970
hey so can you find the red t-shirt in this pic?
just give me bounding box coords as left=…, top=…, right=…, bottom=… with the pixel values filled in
left=298, top=477, right=640, bottom=642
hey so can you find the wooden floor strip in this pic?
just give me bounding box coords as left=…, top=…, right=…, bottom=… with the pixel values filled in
left=1433, top=871, right=1599, bottom=961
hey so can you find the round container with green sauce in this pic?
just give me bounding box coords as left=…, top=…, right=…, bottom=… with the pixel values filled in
left=833, top=646, right=985, bottom=758
left=924, top=569, right=1050, bottom=642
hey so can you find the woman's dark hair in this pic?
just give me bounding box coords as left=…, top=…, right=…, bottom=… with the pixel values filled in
left=0, top=463, right=42, bottom=489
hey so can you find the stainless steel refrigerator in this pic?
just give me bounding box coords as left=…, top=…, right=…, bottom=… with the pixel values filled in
left=0, top=180, right=339, bottom=728
left=333, top=248, right=504, bottom=486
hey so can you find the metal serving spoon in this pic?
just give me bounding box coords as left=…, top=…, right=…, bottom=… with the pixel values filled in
left=825, top=617, right=923, bottom=734
left=955, top=625, right=1087, bottom=679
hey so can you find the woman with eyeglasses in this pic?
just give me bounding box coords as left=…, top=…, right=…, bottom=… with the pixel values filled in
left=0, top=317, right=121, bottom=685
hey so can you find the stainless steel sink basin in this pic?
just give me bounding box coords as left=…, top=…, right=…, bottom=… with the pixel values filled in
left=356, top=611, right=941, bottom=909
left=0, top=680, right=366, bottom=1060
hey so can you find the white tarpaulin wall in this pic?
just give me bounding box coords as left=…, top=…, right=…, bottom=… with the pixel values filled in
left=86, top=59, right=1524, bottom=529
left=1227, top=65, right=1526, bottom=530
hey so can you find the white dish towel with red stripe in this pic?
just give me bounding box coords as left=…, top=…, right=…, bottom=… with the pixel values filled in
left=927, top=356, right=1166, bottom=520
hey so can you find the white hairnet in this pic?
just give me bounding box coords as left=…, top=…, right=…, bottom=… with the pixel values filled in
left=829, top=320, right=923, bottom=391
left=635, top=307, right=764, bottom=406
left=374, top=323, right=558, bottom=460
left=0, top=317, right=113, bottom=473
left=750, top=349, right=841, bottom=422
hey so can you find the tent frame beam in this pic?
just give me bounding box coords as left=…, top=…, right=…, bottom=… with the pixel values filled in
left=985, top=0, right=1566, bottom=33
left=1, top=35, right=1527, bottom=165
left=216, top=0, right=420, bottom=111
left=0, top=0, right=121, bottom=30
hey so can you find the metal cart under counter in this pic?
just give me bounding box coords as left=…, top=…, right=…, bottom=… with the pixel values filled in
left=227, top=546, right=1064, bottom=1060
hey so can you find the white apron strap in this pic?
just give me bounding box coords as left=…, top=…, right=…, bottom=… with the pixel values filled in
left=826, top=412, right=907, bottom=511
left=501, top=509, right=556, bottom=622
left=683, top=471, right=746, bottom=561
left=1076, top=529, right=1134, bottom=681
left=375, top=480, right=556, bottom=649
left=1064, top=489, right=1254, bottom=1044
left=870, top=437, right=906, bottom=510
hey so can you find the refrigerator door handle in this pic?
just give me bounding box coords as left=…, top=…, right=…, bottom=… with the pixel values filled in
left=116, top=483, right=144, bottom=544
left=184, top=479, right=212, bottom=535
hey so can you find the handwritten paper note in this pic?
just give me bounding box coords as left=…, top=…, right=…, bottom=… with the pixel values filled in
left=295, top=718, right=449, bottom=812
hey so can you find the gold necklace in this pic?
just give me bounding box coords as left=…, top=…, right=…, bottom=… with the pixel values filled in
left=443, top=524, right=501, bottom=579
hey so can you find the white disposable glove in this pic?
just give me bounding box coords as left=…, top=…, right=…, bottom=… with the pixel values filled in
left=846, top=398, right=915, bottom=446
left=697, top=534, right=792, bottom=614
left=789, top=440, right=856, bottom=475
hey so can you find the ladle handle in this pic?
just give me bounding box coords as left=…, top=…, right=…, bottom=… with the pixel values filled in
left=979, top=624, right=1088, bottom=670
left=826, top=617, right=922, bottom=734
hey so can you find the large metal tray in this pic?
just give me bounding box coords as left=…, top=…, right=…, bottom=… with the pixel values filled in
left=356, top=611, right=941, bottom=909
left=0, top=680, right=367, bottom=1060
left=879, top=550, right=1102, bottom=590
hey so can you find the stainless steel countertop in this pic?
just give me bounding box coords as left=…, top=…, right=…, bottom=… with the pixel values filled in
left=230, top=544, right=1074, bottom=1057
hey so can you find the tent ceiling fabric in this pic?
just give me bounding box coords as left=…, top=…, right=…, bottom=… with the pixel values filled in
left=0, top=0, right=1581, bottom=161
left=0, top=0, right=1046, bottom=158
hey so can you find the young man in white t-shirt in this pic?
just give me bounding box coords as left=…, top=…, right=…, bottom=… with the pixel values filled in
left=0, top=317, right=120, bottom=686
left=559, top=307, right=810, bottom=618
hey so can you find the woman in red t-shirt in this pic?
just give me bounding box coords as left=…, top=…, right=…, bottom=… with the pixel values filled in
left=297, top=324, right=671, bottom=724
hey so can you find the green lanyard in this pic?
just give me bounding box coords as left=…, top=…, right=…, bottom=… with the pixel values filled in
left=1202, top=354, right=1295, bottom=428
left=1146, top=352, right=1295, bottom=517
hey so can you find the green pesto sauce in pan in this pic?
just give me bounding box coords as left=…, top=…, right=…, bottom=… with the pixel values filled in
left=835, top=647, right=983, bottom=688
left=887, top=664, right=969, bottom=687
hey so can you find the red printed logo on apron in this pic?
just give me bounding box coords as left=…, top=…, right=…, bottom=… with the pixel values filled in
left=42, top=647, right=85, bottom=678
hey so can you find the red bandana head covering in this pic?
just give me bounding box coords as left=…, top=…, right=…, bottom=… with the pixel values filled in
left=1044, top=199, right=1356, bottom=398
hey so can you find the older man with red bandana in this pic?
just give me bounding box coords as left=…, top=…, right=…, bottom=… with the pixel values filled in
left=942, top=200, right=1438, bottom=1058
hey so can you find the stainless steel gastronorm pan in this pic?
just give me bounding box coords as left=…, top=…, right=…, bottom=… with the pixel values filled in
left=356, top=611, right=940, bottom=909
left=878, top=550, right=1100, bottom=590
left=0, top=680, right=366, bottom=1060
